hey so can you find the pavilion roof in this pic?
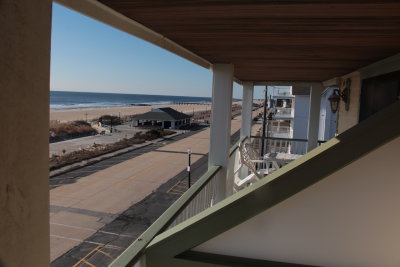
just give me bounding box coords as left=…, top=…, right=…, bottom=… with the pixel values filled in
left=133, top=107, right=192, bottom=121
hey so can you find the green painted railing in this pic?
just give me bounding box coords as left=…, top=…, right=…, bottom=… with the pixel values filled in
left=109, top=165, right=222, bottom=267
left=110, top=136, right=247, bottom=266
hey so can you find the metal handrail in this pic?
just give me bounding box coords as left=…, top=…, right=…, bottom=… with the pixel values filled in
left=250, top=135, right=308, bottom=142
left=109, top=165, right=221, bottom=267
left=251, top=135, right=328, bottom=145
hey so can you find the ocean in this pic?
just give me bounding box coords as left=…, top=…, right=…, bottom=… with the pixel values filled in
left=50, top=91, right=212, bottom=110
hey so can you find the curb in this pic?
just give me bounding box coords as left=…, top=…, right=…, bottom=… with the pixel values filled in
left=49, top=131, right=184, bottom=178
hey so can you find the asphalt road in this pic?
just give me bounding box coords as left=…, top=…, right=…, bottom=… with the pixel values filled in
left=51, top=130, right=240, bottom=267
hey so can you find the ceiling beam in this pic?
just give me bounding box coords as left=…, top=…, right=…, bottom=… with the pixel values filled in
left=253, top=81, right=318, bottom=87
left=322, top=77, right=340, bottom=87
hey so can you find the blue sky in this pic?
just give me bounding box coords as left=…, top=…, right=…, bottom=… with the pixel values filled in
left=50, top=3, right=266, bottom=99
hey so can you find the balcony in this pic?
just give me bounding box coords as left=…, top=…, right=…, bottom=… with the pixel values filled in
left=272, top=107, right=295, bottom=120
left=108, top=134, right=322, bottom=266
left=271, top=90, right=294, bottom=99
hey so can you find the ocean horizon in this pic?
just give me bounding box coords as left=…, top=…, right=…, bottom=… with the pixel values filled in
left=50, top=91, right=217, bottom=110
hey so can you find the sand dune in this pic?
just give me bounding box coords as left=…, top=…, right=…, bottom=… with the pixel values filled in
left=50, top=103, right=214, bottom=123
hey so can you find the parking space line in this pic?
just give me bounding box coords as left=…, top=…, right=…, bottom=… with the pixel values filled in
left=72, top=245, right=123, bottom=267
left=96, top=249, right=112, bottom=259
left=72, top=246, right=100, bottom=267
left=50, top=222, right=135, bottom=238
left=50, top=234, right=122, bottom=249
left=167, top=180, right=188, bottom=195
left=166, top=180, right=182, bottom=194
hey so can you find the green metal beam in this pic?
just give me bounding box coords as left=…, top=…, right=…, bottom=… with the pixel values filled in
left=359, top=53, right=400, bottom=80
left=178, top=251, right=315, bottom=267
left=109, top=165, right=221, bottom=267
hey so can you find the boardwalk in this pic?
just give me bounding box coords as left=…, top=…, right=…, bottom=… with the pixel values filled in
left=50, top=114, right=247, bottom=263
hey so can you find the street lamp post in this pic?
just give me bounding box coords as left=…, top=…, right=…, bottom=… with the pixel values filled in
left=110, top=117, right=113, bottom=133
left=187, top=149, right=192, bottom=188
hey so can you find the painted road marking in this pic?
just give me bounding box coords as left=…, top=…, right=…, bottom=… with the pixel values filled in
left=50, top=234, right=122, bottom=249
left=167, top=180, right=188, bottom=195
left=72, top=245, right=122, bottom=267
left=50, top=222, right=135, bottom=238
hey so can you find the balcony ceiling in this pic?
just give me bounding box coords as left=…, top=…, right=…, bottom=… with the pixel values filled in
left=98, top=0, right=400, bottom=82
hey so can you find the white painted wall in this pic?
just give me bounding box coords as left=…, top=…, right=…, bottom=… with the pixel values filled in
left=292, top=95, right=311, bottom=154
left=195, top=137, right=400, bottom=267
left=292, top=95, right=310, bottom=140
left=337, top=72, right=362, bottom=134
left=293, top=95, right=310, bottom=139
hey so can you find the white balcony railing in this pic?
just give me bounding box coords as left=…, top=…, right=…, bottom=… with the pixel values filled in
left=273, top=107, right=294, bottom=118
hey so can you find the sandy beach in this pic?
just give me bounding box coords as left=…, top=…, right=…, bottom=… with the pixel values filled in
left=50, top=103, right=214, bottom=123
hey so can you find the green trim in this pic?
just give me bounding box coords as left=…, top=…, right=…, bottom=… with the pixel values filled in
left=140, top=250, right=314, bottom=267
left=145, top=101, right=400, bottom=265
left=178, top=251, right=314, bottom=267
left=143, top=257, right=221, bottom=267
left=109, top=165, right=221, bottom=267
left=359, top=53, right=400, bottom=80
left=229, top=136, right=247, bottom=157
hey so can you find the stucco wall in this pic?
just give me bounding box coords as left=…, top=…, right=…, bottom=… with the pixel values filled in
left=0, top=1, right=52, bottom=266
left=337, top=71, right=361, bottom=134
left=195, top=137, right=400, bottom=267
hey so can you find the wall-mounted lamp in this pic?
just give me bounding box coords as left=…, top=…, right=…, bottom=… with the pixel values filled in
left=328, top=78, right=351, bottom=113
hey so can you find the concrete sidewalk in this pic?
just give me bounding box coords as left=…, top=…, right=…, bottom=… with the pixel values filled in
left=49, top=124, right=143, bottom=156
left=50, top=115, right=244, bottom=261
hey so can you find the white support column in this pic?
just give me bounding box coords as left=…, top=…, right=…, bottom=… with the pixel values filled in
left=307, top=83, right=323, bottom=151
left=239, top=82, right=254, bottom=179
left=240, top=82, right=254, bottom=138
left=209, top=64, right=234, bottom=202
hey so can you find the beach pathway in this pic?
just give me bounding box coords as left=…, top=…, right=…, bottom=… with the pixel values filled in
left=49, top=114, right=247, bottom=263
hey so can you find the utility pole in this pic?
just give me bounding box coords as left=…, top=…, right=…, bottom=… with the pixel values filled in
left=260, top=86, right=268, bottom=157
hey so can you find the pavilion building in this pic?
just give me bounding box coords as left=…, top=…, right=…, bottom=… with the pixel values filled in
left=131, top=107, right=191, bottom=129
